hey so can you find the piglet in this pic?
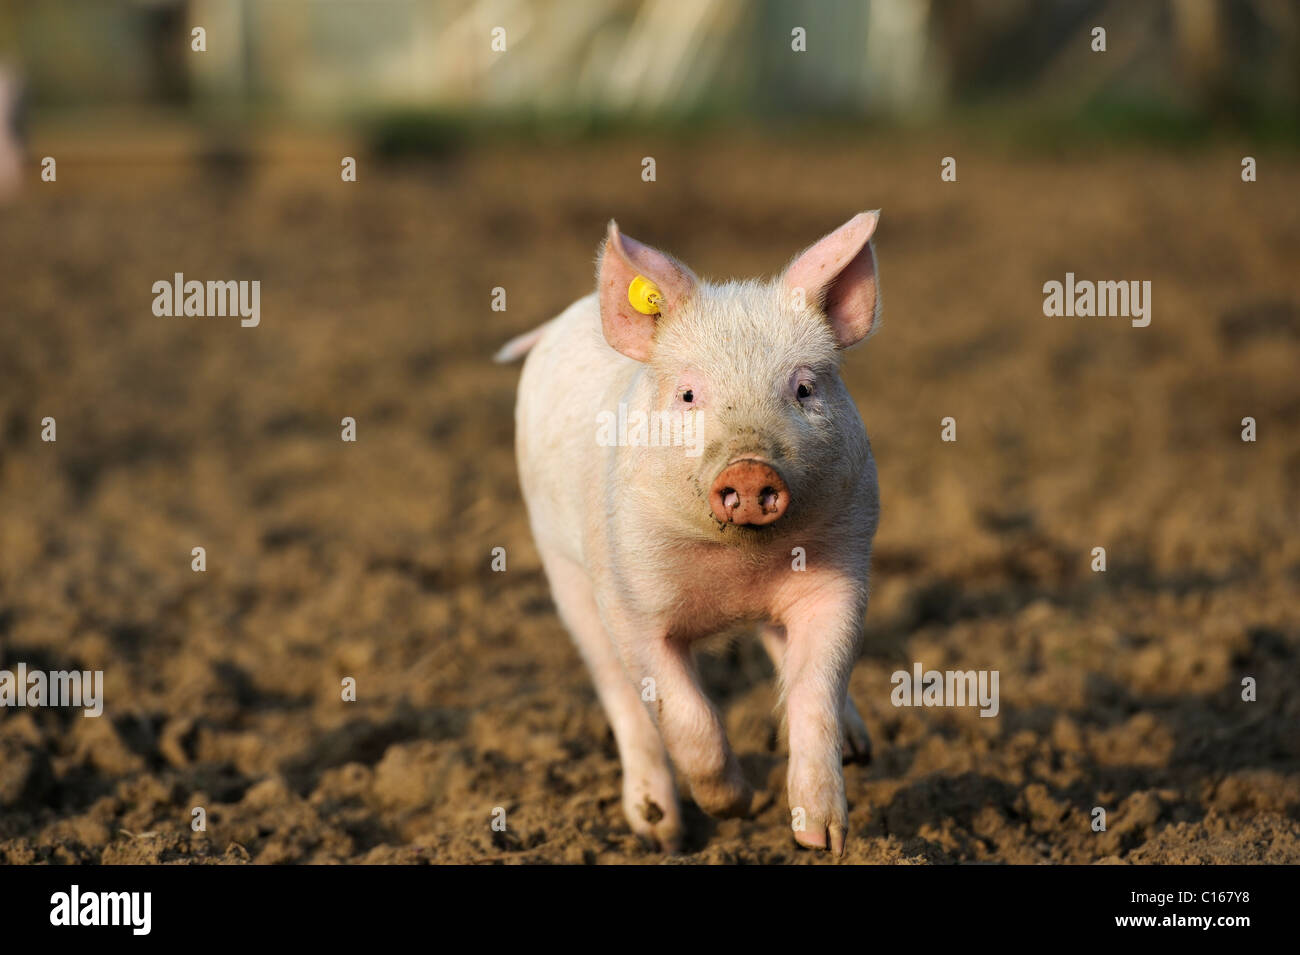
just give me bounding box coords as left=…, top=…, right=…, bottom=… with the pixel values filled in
left=497, top=213, right=883, bottom=854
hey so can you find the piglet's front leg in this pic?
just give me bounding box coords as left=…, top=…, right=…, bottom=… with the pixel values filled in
left=778, top=581, right=866, bottom=856
left=611, top=614, right=756, bottom=821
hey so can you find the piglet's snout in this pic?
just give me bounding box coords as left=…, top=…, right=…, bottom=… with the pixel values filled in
left=709, top=459, right=789, bottom=526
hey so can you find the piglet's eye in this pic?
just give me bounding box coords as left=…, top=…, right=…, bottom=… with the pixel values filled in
left=675, top=373, right=703, bottom=406
left=790, top=367, right=818, bottom=402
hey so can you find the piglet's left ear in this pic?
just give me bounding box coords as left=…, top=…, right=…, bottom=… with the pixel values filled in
left=783, top=211, right=881, bottom=347
left=597, top=221, right=698, bottom=362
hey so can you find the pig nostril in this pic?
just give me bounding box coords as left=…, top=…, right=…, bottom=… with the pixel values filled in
left=709, top=461, right=789, bottom=526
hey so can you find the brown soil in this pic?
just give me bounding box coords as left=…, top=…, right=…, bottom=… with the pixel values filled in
left=1, top=132, right=1298, bottom=863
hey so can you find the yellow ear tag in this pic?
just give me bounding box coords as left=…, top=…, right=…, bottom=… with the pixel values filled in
left=628, top=275, right=663, bottom=315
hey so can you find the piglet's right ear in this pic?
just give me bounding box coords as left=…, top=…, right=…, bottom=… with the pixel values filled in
left=597, top=221, right=698, bottom=362
left=784, top=211, right=881, bottom=348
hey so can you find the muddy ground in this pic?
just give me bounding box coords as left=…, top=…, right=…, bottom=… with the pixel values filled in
left=0, top=131, right=1298, bottom=864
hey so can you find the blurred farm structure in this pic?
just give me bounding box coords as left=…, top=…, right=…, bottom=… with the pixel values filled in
left=0, top=0, right=1296, bottom=132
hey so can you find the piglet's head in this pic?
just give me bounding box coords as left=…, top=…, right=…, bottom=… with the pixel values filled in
left=595, top=213, right=881, bottom=537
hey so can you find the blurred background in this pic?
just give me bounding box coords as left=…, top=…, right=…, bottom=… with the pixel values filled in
left=3, top=0, right=1300, bottom=144
left=0, top=1, right=1297, bottom=865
